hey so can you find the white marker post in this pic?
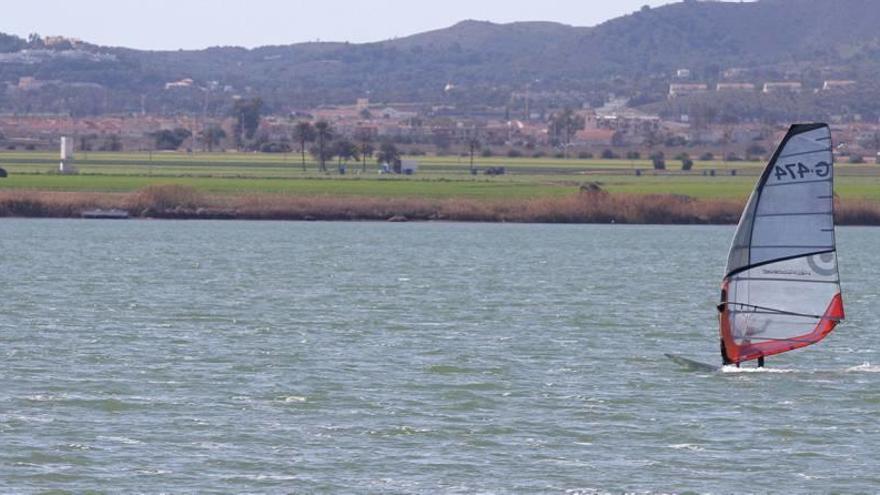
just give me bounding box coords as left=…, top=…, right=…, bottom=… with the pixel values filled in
left=59, top=136, right=77, bottom=174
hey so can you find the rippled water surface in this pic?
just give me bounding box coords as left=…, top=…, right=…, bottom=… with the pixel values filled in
left=0, top=220, right=878, bottom=493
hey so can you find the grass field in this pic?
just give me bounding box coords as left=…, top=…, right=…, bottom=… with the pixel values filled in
left=1, top=150, right=879, bottom=201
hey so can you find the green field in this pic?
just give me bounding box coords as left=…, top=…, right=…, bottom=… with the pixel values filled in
left=1, top=151, right=879, bottom=201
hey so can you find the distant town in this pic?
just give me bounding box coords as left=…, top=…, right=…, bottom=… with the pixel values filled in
left=2, top=68, right=878, bottom=167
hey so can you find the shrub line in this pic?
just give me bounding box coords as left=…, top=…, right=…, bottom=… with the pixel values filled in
left=1, top=186, right=879, bottom=225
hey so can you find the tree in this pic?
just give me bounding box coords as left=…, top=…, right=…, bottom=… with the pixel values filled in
left=681, top=154, right=694, bottom=171
left=746, top=143, right=767, bottom=159
left=463, top=128, right=481, bottom=174
left=79, top=134, right=95, bottom=152
left=292, top=121, right=316, bottom=171
left=432, top=132, right=452, bottom=155
left=857, top=131, right=880, bottom=152
left=309, top=143, right=335, bottom=167
left=151, top=128, right=192, bottom=150
left=354, top=128, right=374, bottom=172
left=27, top=33, right=43, bottom=47
left=200, top=124, right=226, bottom=152
left=313, top=120, right=333, bottom=172
left=376, top=142, right=401, bottom=173
left=549, top=108, right=586, bottom=158
left=333, top=139, right=359, bottom=172
left=651, top=151, right=666, bottom=170
left=101, top=134, right=122, bottom=152
left=231, top=97, right=263, bottom=148
left=358, top=142, right=374, bottom=172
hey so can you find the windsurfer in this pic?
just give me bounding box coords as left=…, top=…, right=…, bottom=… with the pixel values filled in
left=718, top=289, right=735, bottom=366
left=720, top=339, right=734, bottom=366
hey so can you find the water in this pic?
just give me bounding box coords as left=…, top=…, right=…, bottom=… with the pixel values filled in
left=0, top=220, right=878, bottom=493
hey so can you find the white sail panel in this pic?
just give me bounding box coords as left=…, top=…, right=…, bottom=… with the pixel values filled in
left=727, top=253, right=841, bottom=344
left=726, top=124, right=834, bottom=275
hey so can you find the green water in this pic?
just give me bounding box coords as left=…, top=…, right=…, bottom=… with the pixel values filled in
left=0, top=220, right=877, bottom=493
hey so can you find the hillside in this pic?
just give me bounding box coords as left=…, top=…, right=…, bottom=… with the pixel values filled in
left=2, top=0, right=880, bottom=118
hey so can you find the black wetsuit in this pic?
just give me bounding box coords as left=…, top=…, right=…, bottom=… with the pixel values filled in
left=720, top=340, right=733, bottom=366
left=719, top=297, right=734, bottom=366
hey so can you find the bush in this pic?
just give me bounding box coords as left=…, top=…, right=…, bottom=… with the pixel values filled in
left=532, top=151, right=545, bottom=158
left=651, top=152, right=666, bottom=170
left=131, top=185, right=203, bottom=211
left=626, top=151, right=641, bottom=160
left=152, top=127, right=192, bottom=151
left=481, top=148, right=494, bottom=158
left=577, top=151, right=594, bottom=159
left=850, top=155, right=865, bottom=164
left=725, top=153, right=743, bottom=162
left=259, top=142, right=292, bottom=153
left=746, top=144, right=767, bottom=157
left=665, top=136, right=687, bottom=147
left=553, top=152, right=565, bottom=159
left=699, top=152, right=714, bottom=161
left=601, top=149, right=617, bottom=159
left=681, top=158, right=694, bottom=171
left=507, top=149, right=523, bottom=158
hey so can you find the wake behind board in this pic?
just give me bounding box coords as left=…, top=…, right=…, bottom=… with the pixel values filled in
left=665, top=354, right=720, bottom=372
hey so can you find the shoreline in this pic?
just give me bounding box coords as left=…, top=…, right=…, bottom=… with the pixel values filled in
left=2, top=186, right=879, bottom=225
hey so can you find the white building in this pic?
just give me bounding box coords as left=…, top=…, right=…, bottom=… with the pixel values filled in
left=717, top=82, right=756, bottom=92
left=59, top=137, right=77, bottom=174
left=822, top=80, right=856, bottom=91
left=763, top=82, right=802, bottom=93
left=668, top=83, right=709, bottom=98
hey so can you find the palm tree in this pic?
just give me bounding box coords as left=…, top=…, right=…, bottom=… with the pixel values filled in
left=314, top=121, right=333, bottom=172
left=358, top=142, right=375, bottom=173
left=355, top=128, right=375, bottom=173
left=292, top=121, right=316, bottom=171
left=466, top=132, right=481, bottom=174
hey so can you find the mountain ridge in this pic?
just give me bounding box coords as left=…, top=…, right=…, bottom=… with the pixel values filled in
left=2, top=0, right=880, bottom=118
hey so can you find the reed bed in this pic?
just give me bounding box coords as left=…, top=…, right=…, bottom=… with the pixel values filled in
left=1, top=186, right=879, bottom=225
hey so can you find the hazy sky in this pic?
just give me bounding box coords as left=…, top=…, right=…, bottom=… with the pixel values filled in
left=3, top=0, right=677, bottom=50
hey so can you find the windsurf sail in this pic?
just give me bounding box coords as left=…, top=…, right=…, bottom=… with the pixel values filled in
left=719, top=123, right=844, bottom=364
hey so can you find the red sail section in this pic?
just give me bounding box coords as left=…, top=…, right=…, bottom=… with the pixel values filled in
left=720, top=288, right=844, bottom=364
